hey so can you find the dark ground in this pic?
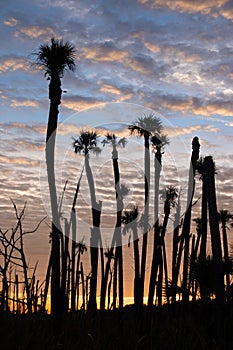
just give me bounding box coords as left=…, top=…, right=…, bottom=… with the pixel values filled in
left=1, top=301, right=233, bottom=350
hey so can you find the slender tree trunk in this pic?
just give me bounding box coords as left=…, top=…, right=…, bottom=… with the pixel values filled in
left=221, top=223, right=230, bottom=289
left=182, top=137, right=200, bottom=303
left=133, top=225, right=140, bottom=306
left=161, top=204, right=170, bottom=302
left=172, top=192, right=181, bottom=304
left=101, top=146, right=123, bottom=310
left=140, top=134, right=150, bottom=307
left=199, top=174, right=208, bottom=301
left=71, top=213, right=76, bottom=311
left=200, top=176, right=207, bottom=260
left=85, top=154, right=102, bottom=312
left=148, top=148, right=161, bottom=307
left=112, top=147, right=124, bottom=310
left=46, top=76, right=63, bottom=316
left=204, top=156, right=225, bottom=304
left=75, top=251, right=81, bottom=310
left=43, top=251, right=52, bottom=312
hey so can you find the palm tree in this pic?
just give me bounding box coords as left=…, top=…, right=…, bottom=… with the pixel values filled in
left=148, top=133, right=169, bottom=307
left=121, top=205, right=140, bottom=307
left=203, top=156, right=225, bottom=304
left=73, top=130, right=102, bottom=311
left=153, top=186, right=178, bottom=307
left=75, top=239, right=87, bottom=310
left=34, top=38, right=76, bottom=316
left=218, top=210, right=233, bottom=290
left=129, top=113, right=163, bottom=307
left=100, top=133, right=127, bottom=310
left=182, top=136, right=200, bottom=303
left=171, top=188, right=182, bottom=305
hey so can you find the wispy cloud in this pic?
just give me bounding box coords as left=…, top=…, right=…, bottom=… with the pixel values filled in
left=3, top=17, right=18, bottom=27
left=0, top=57, right=31, bottom=74
left=14, top=26, right=56, bottom=40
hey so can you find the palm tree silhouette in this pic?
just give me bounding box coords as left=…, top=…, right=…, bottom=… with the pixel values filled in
left=218, top=209, right=233, bottom=289
left=148, top=133, right=169, bottom=307
left=129, top=113, right=163, bottom=307
left=34, top=38, right=76, bottom=316
left=100, top=133, right=127, bottom=310
left=182, top=136, right=200, bottom=303
left=203, top=156, right=225, bottom=304
left=73, top=130, right=102, bottom=312
left=122, top=204, right=141, bottom=307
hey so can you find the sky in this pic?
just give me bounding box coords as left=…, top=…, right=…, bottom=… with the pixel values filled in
left=1, top=0, right=233, bottom=303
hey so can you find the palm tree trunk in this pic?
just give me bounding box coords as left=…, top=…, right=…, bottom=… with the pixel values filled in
left=112, top=148, right=124, bottom=310
left=182, top=137, right=200, bottom=303
left=148, top=148, right=161, bottom=307
left=221, top=223, right=230, bottom=289
left=85, top=154, right=102, bottom=312
left=204, top=156, right=225, bottom=304
left=199, top=174, right=208, bottom=301
left=172, top=191, right=181, bottom=304
left=133, top=226, right=140, bottom=306
left=140, top=134, right=150, bottom=307
left=71, top=213, right=76, bottom=311
left=46, top=76, right=63, bottom=316
left=100, top=146, right=123, bottom=310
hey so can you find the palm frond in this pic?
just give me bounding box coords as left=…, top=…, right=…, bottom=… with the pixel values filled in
left=34, top=37, right=76, bottom=78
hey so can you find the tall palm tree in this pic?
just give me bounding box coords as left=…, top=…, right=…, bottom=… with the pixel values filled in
left=154, top=186, right=178, bottom=307
left=100, top=133, right=127, bottom=310
left=148, top=133, right=169, bottom=307
left=129, top=113, right=163, bottom=307
left=34, top=38, right=76, bottom=316
left=203, top=156, right=225, bottom=304
left=182, top=136, right=200, bottom=303
left=121, top=205, right=140, bottom=307
left=218, top=210, right=233, bottom=290
left=73, top=130, right=102, bottom=311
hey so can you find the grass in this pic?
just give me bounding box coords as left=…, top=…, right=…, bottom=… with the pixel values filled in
left=1, top=301, right=233, bottom=349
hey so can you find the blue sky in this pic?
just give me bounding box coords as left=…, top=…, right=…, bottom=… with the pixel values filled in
left=1, top=0, right=233, bottom=298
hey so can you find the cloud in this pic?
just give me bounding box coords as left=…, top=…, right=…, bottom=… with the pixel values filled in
left=144, top=42, right=160, bottom=53
left=0, top=154, right=40, bottom=167
left=80, top=45, right=129, bottom=63
left=10, top=98, right=39, bottom=108
left=62, top=95, right=104, bottom=111
left=138, top=0, right=228, bottom=15
left=0, top=57, right=31, bottom=74
left=100, top=84, right=122, bottom=95
left=3, top=18, right=18, bottom=27
left=14, top=26, right=56, bottom=40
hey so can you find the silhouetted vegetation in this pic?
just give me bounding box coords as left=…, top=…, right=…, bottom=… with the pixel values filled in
left=1, top=37, right=233, bottom=349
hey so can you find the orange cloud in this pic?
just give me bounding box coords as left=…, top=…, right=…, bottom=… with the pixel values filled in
left=14, top=26, right=56, bottom=39
left=154, top=97, right=233, bottom=118
left=62, top=98, right=104, bottom=112
left=0, top=154, right=40, bottom=167
left=0, top=57, right=30, bottom=74
left=138, top=0, right=228, bottom=15
left=10, top=98, right=39, bottom=108
left=193, top=104, right=233, bottom=117
left=100, top=84, right=122, bottom=95
left=81, top=47, right=128, bottom=62
left=144, top=42, right=161, bottom=53
left=3, top=18, right=18, bottom=27
left=126, top=57, right=153, bottom=75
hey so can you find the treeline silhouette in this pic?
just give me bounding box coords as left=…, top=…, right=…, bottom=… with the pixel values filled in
left=0, top=38, right=233, bottom=349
